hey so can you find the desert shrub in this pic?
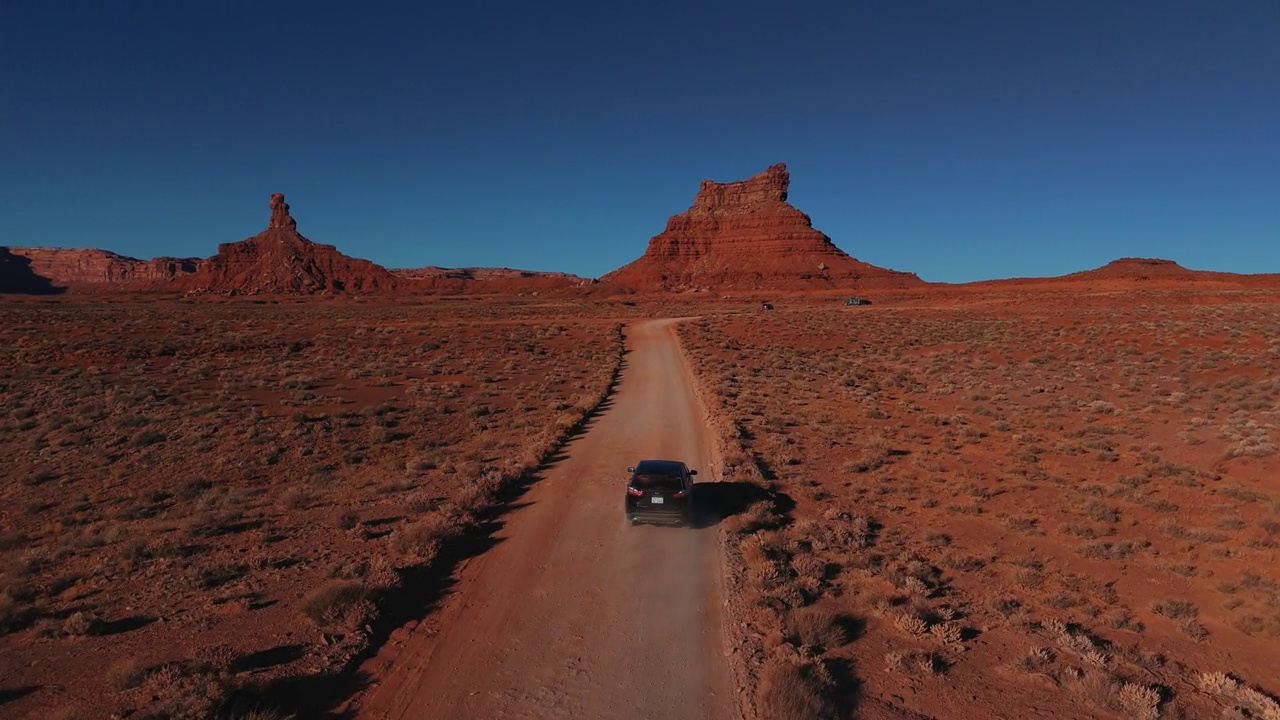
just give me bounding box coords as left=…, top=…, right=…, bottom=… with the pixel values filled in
left=300, top=579, right=372, bottom=630
left=893, top=612, right=928, bottom=636
left=1086, top=501, right=1120, bottom=523
left=61, top=610, right=99, bottom=637
left=1151, top=599, right=1197, bottom=619
left=193, top=563, right=249, bottom=589
left=138, top=661, right=226, bottom=720
left=391, top=512, right=461, bottom=563
left=989, top=596, right=1022, bottom=616
left=757, top=656, right=838, bottom=720
left=781, top=606, right=852, bottom=651
left=929, top=621, right=963, bottom=645
left=1118, top=682, right=1161, bottom=720
left=1080, top=540, right=1149, bottom=560
left=1017, top=647, right=1055, bottom=672
left=1066, top=670, right=1125, bottom=712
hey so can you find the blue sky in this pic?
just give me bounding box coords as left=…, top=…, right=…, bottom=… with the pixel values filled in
left=2, top=1, right=1276, bottom=282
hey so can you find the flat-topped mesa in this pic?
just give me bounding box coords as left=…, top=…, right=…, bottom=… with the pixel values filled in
left=268, top=193, right=297, bottom=231
left=603, top=163, right=921, bottom=291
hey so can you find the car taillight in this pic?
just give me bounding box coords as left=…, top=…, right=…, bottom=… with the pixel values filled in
left=673, top=489, right=688, bottom=498
left=627, top=486, right=644, bottom=497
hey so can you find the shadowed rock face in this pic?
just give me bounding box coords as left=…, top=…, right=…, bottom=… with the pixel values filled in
left=0, top=247, right=65, bottom=294
left=0, top=247, right=196, bottom=292
left=178, top=193, right=397, bottom=295
left=603, top=163, right=922, bottom=291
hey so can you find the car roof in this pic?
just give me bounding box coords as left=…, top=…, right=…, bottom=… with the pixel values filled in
left=633, top=460, right=687, bottom=475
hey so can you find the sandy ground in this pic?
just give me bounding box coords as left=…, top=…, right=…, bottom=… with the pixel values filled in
left=4, top=289, right=1277, bottom=720
left=344, top=319, right=738, bottom=720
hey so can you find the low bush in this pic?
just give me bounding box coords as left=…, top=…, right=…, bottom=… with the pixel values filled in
left=757, top=656, right=838, bottom=720
left=300, top=579, right=372, bottom=630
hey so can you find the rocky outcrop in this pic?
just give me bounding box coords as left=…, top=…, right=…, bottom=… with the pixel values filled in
left=0, top=247, right=197, bottom=292
left=603, top=163, right=921, bottom=291
left=178, top=194, right=397, bottom=295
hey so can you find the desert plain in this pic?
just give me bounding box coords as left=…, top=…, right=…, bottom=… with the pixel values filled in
left=0, top=285, right=1277, bottom=720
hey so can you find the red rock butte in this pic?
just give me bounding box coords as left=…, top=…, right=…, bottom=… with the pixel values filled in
left=178, top=193, right=398, bottom=295
left=603, top=163, right=921, bottom=291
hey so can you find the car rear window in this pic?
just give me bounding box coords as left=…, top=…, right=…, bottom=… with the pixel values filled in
left=632, top=474, right=682, bottom=491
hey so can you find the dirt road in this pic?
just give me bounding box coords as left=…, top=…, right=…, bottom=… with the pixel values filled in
left=347, top=319, right=738, bottom=720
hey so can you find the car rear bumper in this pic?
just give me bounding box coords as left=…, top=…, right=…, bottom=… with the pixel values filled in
left=626, top=502, right=692, bottom=524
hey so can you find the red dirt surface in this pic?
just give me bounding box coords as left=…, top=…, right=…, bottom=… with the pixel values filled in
left=3, top=285, right=1279, bottom=720
left=677, top=288, right=1280, bottom=719
left=0, top=296, right=626, bottom=719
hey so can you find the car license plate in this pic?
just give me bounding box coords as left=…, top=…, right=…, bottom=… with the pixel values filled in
left=651, top=496, right=664, bottom=504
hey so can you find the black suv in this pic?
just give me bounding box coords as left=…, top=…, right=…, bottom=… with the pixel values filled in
left=624, top=460, right=697, bottom=526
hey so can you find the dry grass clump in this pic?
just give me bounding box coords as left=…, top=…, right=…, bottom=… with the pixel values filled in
left=893, top=612, right=928, bottom=636
left=299, top=579, right=372, bottom=630
left=757, top=656, right=838, bottom=720
left=138, top=661, right=227, bottom=720
left=781, top=606, right=852, bottom=651
left=1150, top=599, right=1197, bottom=619
left=1117, top=682, right=1162, bottom=720
left=1016, top=646, right=1055, bottom=673
left=928, top=621, right=963, bottom=645
left=390, top=512, right=462, bottom=564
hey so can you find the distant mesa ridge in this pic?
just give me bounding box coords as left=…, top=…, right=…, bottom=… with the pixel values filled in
left=3, top=184, right=1278, bottom=295
left=1066, top=257, right=1200, bottom=281
left=602, top=162, right=922, bottom=291
left=0, top=247, right=197, bottom=292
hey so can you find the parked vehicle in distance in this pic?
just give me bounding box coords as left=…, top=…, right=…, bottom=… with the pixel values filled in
left=844, top=297, right=872, bottom=306
left=761, top=302, right=774, bottom=310
left=624, top=459, right=697, bottom=526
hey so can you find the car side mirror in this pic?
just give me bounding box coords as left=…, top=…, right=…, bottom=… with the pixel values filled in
left=689, top=469, right=697, bottom=476
left=627, top=466, right=635, bottom=473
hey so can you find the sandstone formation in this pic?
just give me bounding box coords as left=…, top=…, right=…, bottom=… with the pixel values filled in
left=0, top=247, right=197, bottom=293
left=178, top=193, right=397, bottom=295
left=603, top=163, right=921, bottom=291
